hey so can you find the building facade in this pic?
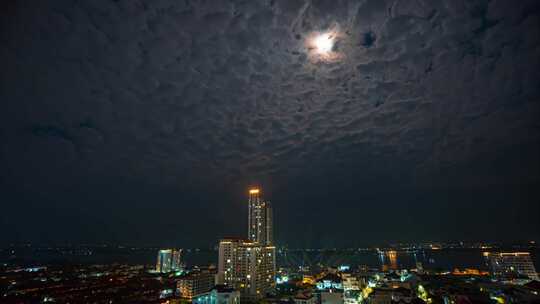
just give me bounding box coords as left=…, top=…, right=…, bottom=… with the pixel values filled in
left=316, top=273, right=344, bottom=304
left=172, top=249, right=183, bottom=272
left=318, top=290, right=344, bottom=304
left=363, top=287, right=413, bottom=304
left=218, top=238, right=276, bottom=300
left=156, top=249, right=172, bottom=273
left=485, top=252, right=539, bottom=281
left=342, top=273, right=361, bottom=304
left=156, top=249, right=183, bottom=273
left=177, top=269, right=217, bottom=299
left=248, top=188, right=273, bottom=245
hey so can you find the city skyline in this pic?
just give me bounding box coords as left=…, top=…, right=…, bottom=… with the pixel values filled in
left=1, top=0, right=539, bottom=302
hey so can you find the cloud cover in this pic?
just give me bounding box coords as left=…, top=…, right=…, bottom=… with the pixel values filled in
left=1, top=0, right=539, bottom=246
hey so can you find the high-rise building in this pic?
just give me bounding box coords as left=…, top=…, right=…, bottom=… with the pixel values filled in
left=172, top=249, right=184, bottom=272
left=248, top=188, right=273, bottom=245
left=484, top=251, right=539, bottom=281
left=217, top=188, right=276, bottom=301
left=156, top=249, right=183, bottom=273
left=157, top=249, right=173, bottom=273
left=218, top=238, right=275, bottom=300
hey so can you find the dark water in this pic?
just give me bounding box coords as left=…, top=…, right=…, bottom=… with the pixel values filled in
left=278, top=249, right=492, bottom=271
left=4, top=247, right=538, bottom=273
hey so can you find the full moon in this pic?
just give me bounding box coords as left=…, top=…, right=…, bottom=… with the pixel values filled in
left=305, top=26, right=343, bottom=62
left=314, top=33, right=334, bottom=54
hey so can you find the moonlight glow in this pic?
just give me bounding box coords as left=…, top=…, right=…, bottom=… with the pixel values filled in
left=314, top=33, right=334, bottom=54
left=306, top=28, right=342, bottom=63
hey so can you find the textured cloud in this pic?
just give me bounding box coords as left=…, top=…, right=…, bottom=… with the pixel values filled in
left=1, top=0, right=539, bottom=244
left=2, top=0, right=539, bottom=182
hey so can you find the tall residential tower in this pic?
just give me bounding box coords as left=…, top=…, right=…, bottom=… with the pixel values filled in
left=248, top=188, right=273, bottom=245
left=218, top=188, right=276, bottom=301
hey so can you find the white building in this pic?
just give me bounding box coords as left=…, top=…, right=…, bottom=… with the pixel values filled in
left=217, top=238, right=275, bottom=301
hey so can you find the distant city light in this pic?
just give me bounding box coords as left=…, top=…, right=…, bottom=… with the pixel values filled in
left=338, top=265, right=350, bottom=271
left=275, top=275, right=289, bottom=284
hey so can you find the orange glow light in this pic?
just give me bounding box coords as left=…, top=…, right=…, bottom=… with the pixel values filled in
left=249, top=189, right=260, bottom=194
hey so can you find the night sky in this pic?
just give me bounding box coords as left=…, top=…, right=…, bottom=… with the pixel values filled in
left=1, top=0, right=539, bottom=248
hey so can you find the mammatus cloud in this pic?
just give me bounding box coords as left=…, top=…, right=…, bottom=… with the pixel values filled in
left=1, top=0, right=539, bottom=188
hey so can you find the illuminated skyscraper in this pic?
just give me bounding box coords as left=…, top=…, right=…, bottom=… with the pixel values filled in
left=248, top=188, right=273, bottom=245
left=172, top=249, right=184, bottom=272
left=156, top=248, right=183, bottom=273
left=156, top=249, right=172, bottom=273
left=218, top=188, right=276, bottom=300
